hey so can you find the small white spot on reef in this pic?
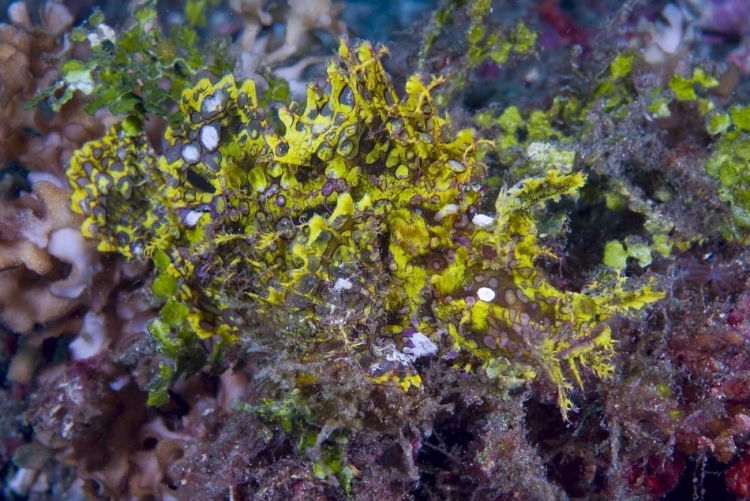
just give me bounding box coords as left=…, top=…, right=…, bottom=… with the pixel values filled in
left=181, top=143, right=200, bottom=164
left=385, top=348, right=412, bottom=365
left=202, top=90, right=225, bottom=115
left=184, top=210, right=204, bottom=228
left=477, top=287, right=496, bottom=302
left=447, top=159, right=466, bottom=172
left=200, top=124, right=220, bottom=151
left=69, top=313, right=106, bottom=361
left=434, top=203, right=459, bottom=222
left=404, top=332, right=438, bottom=359
left=109, top=375, right=130, bottom=391
left=472, top=214, right=494, bottom=227
left=333, top=277, right=353, bottom=291
left=87, top=24, right=116, bottom=47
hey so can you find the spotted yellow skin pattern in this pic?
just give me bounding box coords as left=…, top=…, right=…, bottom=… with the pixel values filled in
left=68, top=40, right=662, bottom=415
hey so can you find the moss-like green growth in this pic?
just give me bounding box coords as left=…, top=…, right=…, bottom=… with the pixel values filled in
left=603, top=240, right=628, bottom=270
left=704, top=106, right=750, bottom=239
left=418, top=0, right=536, bottom=107
left=669, top=68, right=719, bottom=102
left=184, top=0, right=221, bottom=27
left=647, top=67, right=719, bottom=119
left=68, top=39, right=661, bottom=418
left=465, top=0, right=536, bottom=67
left=28, top=1, right=227, bottom=127
left=604, top=237, right=655, bottom=270
left=233, top=391, right=355, bottom=495
left=609, top=54, right=635, bottom=79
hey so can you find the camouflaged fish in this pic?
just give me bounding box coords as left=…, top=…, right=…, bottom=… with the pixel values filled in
left=68, top=39, right=662, bottom=416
